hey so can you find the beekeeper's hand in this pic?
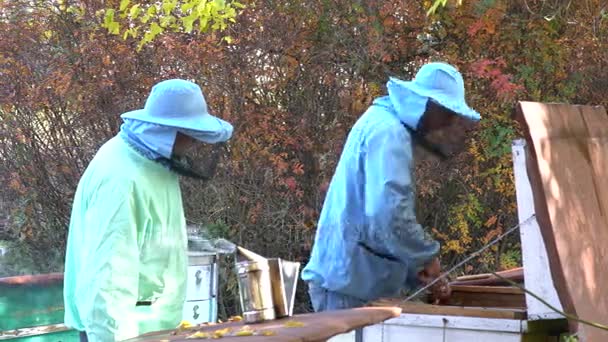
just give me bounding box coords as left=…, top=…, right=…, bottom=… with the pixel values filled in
left=429, top=277, right=452, bottom=304
left=417, top=258, right=452, bottom=304
left=417, top=257, right=441, bottom=284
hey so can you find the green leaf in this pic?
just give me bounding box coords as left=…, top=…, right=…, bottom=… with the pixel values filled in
left=149, top=21, right=164, bottom=39
left=199, top=17, right=209, bottom=32
left=427, top=0, right=448, bottom=16
left=141, top=31, right=153, bottom=45
left=181, top=1, right=197, bottom=12
left=182, top=14, right=196, bottom=33
left=103, top=9, right=115, bottom=27
left=162, top=0, right=177, bottom=15
left=147, top=5, right=157, bottom=16
left=160, top=15, right=176, bottom=28
left=225, top=6, right=236, bottom=17
left=209, top=0, right=222, bottom=15
left=129, top=4, right=141, bottom=19
left=109, top=22, right=120, bottom=35
left=102, top=9, right=120, bottom=35
left=119, top=0, right=130, bottom=12
left=99, top=0, right=240, bottom=44
left=197, top=0, right=209, bottom=15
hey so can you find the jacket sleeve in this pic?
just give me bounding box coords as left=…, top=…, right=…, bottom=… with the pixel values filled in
left=363, top=124, right=440, bottom=273
left=79, top=182, right=141, bottom=342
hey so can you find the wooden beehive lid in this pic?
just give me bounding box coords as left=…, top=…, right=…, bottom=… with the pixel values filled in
left=515, top=101, right=608, bottom=340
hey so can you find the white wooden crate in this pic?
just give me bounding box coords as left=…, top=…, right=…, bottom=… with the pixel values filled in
left=183, top=252, right=219, bottom=324
left=329, top=314, right=524, bottom=342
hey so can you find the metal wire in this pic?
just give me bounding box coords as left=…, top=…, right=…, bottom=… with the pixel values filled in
left=491, top=270, right=608, bottom=331
left=402, top=214, right=536, bottom=302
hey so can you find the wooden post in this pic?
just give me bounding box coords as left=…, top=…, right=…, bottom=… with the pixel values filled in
left=512, top=139, right=564, bottom=321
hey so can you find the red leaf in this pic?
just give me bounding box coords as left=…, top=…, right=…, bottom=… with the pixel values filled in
left=292, top=162, right=305, bottom=175
left=467, top=20, right=485, bottom=37
left=284, top=177, right=297, bottom=191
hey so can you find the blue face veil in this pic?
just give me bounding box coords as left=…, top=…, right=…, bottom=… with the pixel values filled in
left=118, top=79, right=233, bottom=180
left=381, top=63, right=481, bottom=159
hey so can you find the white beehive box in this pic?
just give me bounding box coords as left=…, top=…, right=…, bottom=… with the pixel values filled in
left=182, top=251, right=219, bottom=324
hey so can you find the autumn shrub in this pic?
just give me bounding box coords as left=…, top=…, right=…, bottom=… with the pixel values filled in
left=1, top=0, right=607, bottom=316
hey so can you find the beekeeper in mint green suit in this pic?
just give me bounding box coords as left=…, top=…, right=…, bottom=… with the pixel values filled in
left=63, top=79, right=233, bottom=341
left=302, top=62, right=481, bottom=311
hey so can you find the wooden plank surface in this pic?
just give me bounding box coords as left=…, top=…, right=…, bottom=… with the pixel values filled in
left=444, top=286, right=526, bottom=309
left=0, top=324, right=71, bottom=339
left=371, top=300, right=526, bottom=320
left=125, top=307, right=401, bottom=342
left=450, top=268, right=524, bottom=286
left=516, top=101, right=608, bottom=341
left=0, top=273, right=63, bottom=286
left=449, top=286, right=523, bottom=295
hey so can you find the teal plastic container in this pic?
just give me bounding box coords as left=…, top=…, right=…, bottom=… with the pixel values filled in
left=0, top=274, right=78, bottom=341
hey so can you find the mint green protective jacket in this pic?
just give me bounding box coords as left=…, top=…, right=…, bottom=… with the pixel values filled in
left=64, top=136, right=187, bottom=341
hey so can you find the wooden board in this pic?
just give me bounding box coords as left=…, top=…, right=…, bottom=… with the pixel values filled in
left=516, top=102, right=608, bottom=341
left=0, top=324, right=71, bottom=339
left=0, top=273, right=63, bottom=286
left=450, top=268, right=524, bottom=286
left=125, top=306, right=401, bottom=342
left=371, top=299, right=526, bottom=320
left=449, top=286, right=524, bottom=295
left=443, top=286, right=526, bottom=309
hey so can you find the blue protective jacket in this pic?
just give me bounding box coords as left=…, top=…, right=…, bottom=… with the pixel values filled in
left=301, top=81, right=440, bottom=301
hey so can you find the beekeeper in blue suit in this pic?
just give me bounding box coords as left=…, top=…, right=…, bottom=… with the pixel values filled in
left=64, top=79, right=233, bottom=341
left=302, top=62, right=481, bottom=311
